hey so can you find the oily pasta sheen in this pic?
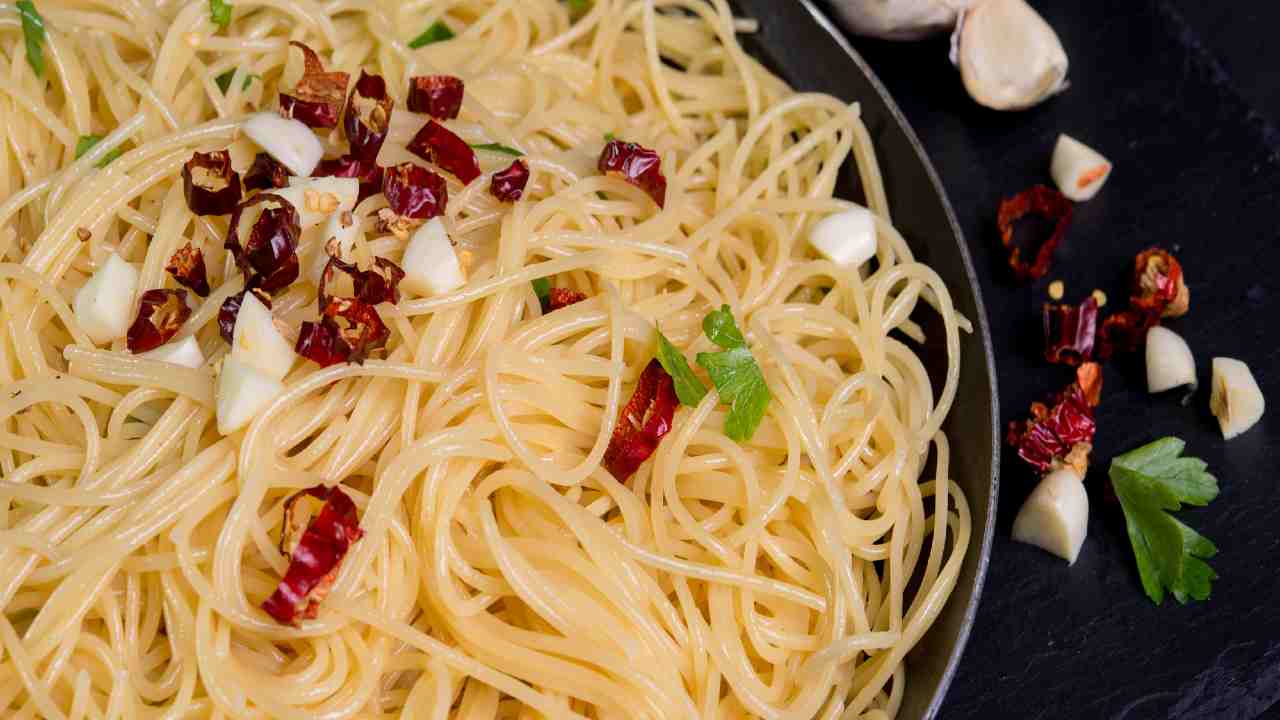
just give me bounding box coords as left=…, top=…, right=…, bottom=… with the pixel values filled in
left=0, top=0, right=972, bottom=718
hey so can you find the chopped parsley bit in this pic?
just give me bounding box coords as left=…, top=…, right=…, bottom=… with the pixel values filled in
left=75, top=135, right=123, bottom=168
left=16, top=1, right=45, bottom=78
left=1110, top=437, right=1220, bottom=605
left=678, top=306, right=773, bottom=441
left=604, top=132, right=616, bottom=142
left=214, top=68, right=258, bottom=94
left=565, top=0, right=591, bottom=15
left=470, top=142, right=524, bottom=158
left=531, top=278, right=551, bottom=304
left=409, top=20, right=454, bottom=49
left=655, top=329, right=707, bottom=407
left=209, top=0, right=231, bottom=30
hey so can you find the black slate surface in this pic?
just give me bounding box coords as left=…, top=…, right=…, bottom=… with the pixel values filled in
left=829, top=1, right=1280, bottom=718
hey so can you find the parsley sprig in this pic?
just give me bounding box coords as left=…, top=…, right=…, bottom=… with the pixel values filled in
left=654, top=305, right=771, bottom=442
left=1110, top=437, right=1219, bottom=605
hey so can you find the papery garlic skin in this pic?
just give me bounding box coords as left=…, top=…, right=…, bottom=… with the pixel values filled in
left=1210, top=357, right=1265, bottom=440
left=1051, top=135, right=1111, bottom=202
left=837, top=0, right=976, bottom=41
left=954, top=0, right=1068, bottom=111
left=1012, top=468, right=1088, bottom=564
left=1146, top=326, right=1196, bottom=394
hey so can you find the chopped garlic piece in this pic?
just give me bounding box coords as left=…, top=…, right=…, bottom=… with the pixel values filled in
left=1145, top=326, right=1196, bottom=394
left=401, top=217, right=465, bottom=297
left=231, top=291, right=294, bottom=381
left=73, top=253, right=139, bottom=345
left=1051, top=135, right=1111, bottom=201
left=954, top=0, right=1068, bottom=111
left=1012, top=468, right=1088, bottom=564
left=275, top=176, right=359, bottom=229
left=216, top=356, right=285, bottom=435
left=1210, top=357, right=1265, bottom=439
left=308, top=210, right=363, bottom=283
left=139, top=336, right=205, bottom=369
left=809, top=206, right=877, bottom=268
left=242, top=112, right=323, bottom=177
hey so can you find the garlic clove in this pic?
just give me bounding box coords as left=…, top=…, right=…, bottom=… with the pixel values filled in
left=216, top=356, right=285, bottom=435
left=808, top=206, right=878, bottom=269
left=139, top=335, right=205, bottom=369
left=1012, top=468, right=1088, bottom=564
left=1145, top=326, right=1196, bottom=394
left=231, top=291, right=294, bottom=381
left=1050, top=135, right=1111, bottom=202
left=273, top=176, right=359, bottom=229
left=1210, top=357, right=1265, bottom=439
left=308, top=209, right=363, bottom=283
left=401, top=217, right=465, bottom=297
left=954, top=0, right=1068, bottom=111
left=73, top=253, right=139, bottom=345
left=242, top=112, right=324, bottom=177
left=836, top=0, right=977, bottom=41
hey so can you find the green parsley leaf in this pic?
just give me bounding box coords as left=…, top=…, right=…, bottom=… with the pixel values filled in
left=470, top=143, right=524, bottom=158
left=604, top=132, right=616, bottom=142
left=214, top=68, right=257, bottom=94
left=209, top=0, right=231, bottom=30
left=655, top=329, right=707, bottom=407
left=694, top=305, right=770, bottom=442
left=565, top=0, right=591, bottom=15
left=1110, top=437, right=1220, bottom=605
left=74, top=135, right=123, bottom=168
left=531, top=278, right=551, bottom=304
left=409, top=20, right=454, bottom=49
left=16, top=1, right=45, bottom=79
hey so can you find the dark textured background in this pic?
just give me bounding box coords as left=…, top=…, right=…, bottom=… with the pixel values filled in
left=826, top=1, right=1280, bottom=718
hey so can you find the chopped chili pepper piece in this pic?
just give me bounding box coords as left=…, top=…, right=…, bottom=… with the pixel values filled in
left=598, top=140, right=667, bottom=208
left=318, top=253, right=405, bottom=308
left=380, top=162, right=448, bottom=236
left=261, top=484, right=364, bottom=625
left=406, top=75, right=464, bottom=120
left=1132, top=247, right=1189, bottom=319
left=127, top=289, right=191, bottom=353
left=166, top=242, right=211, bottom=297
left=243, top=152, right=289, bottom=192
left=406, top=120, right=481, bottom=184
left=545, top=287, right=586, bottom=313
left=226, top=193, right=302, bottom=293
left=490, top=159, right=530, bottom=202
left=1007, top=362, right=1103, bottom=476
left=279, top=42, right=349, bottom=129
left=343, top=70, right=393, bottom=163
left=314, top=155, right=384, bottom=206
left=181, top=150, right=241, bottom=216
left=1096, top=308, right=1159, bottom=360
left=997, top=184, right=1074, bottom=282
left=1043, top=296, right=1098, bottom=366
left=603, top=359, right=679, bottom=481
left=296, top=297, right=390, bottom=366
left=218, top=288, right=271, bottom=343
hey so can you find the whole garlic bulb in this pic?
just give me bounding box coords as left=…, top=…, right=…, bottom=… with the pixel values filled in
left=952, top=0, right=1068, bottom=110
left=835, top=0, right=977, bottom=41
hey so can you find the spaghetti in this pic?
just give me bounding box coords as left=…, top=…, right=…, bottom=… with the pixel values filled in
left=0, top=0, right=971, bottom=717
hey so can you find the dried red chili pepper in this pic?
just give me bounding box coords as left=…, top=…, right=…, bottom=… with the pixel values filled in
left=218, top=288, right=272, bottom=343
left=318, top=253, right=405, bottom=307
left=603, top=359, right=679, bottom=481
left=181, top=150, right=241, bottom=216
left=598, top=140, right=667, bottom=209
left=490, top=159, right=530, bottom=202
left=166, top=242, right=211, bottom=297
left=243, top=152, right=289, bottom=192
left=407, top=120, right=481, bottom=184
left=261, top=484, right=364, bottom=625
left=997, top=185, right=1074, bottom=282
left=1131, top=247, right=1189, bottom=319
left=279, top=42, right=349, bottom=129
left=406, top=75, right=464, bottom=119
left=343, top=70, right=393, bottom=163
left=546, top=287, right=586, bottom=313
left=1006, top=362, right=1103, bottom=476
left=296, top=297, right=390, bottom=366
left=1096, top=308, right=1158, bottom=360
left=314, top=155, right=384, bottom=206
left=226, top=193, right=302, bottom=293
left=381, top=162, right=448, bottom=227
left=1043, top=296, right=1098, bottom=366
left=127, top=289, right=191, bottom=353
